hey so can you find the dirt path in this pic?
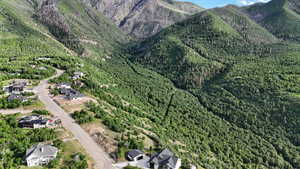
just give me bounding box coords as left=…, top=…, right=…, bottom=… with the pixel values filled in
left=0, top=108, right=32, bottom=115
left=34, top=69, right=116, bottom=169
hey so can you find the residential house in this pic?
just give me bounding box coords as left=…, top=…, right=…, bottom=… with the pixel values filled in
left=8, top=80, right=28, bottom=94
left=36, top=57, right=51, bottom=61
left=25, top=143, right=58, bottom=167
left=8, top=94, right=27, bottom=102
left=47, top=117, right=62, bottom=127
left=59, top=87, right=70, bottom=95
left=20, top=114, right=41, bottom=121
left=72, top=71, right=85, bottom=80
left=19, top=115, right=60, bottom=128
left=65, top=89, right=84, bottom=100
left=19, top=118, right=49, bottom=128
left=73, top=80, right=84, bottom=88
left=59, top=88, right=84, bottom=100
left=190, top=165, right=197, bottom=169
left=38, top=66, right=47, bottom=70
left=127, top=149, right=144, bottom=161
left=148, top=148, right=181, bottom=169
left=57, top=82, right=72, bottom=89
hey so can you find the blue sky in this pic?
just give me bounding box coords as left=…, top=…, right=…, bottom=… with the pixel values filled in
left=179, top=0, right=271, bottom=8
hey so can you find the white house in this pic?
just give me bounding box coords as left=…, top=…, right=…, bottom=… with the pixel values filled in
left=190, top=165, right=197, bottom=169
left=72, top=71, right=85, bottom=80
left=25, top=143, right=58, bottom=166
left=57, top=82, right=72, bottom=89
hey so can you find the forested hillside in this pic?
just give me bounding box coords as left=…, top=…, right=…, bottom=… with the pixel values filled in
left=36, top=0, right=130, bottom=57
left=1, top=0, right=300, bottom=168
left=213, top=5, right=279, bottom=44
left=130, top=0, right=300, bottom=168
left=244, top=0, right=300, bottom=42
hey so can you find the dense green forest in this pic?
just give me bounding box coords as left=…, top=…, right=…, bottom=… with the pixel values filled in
left=0, top=0, right=300, bottom=168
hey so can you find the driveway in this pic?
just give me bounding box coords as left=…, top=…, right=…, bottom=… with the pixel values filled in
left=114, top=156, right=150, bottom=169
left=34, top=69, right=116, bottom=169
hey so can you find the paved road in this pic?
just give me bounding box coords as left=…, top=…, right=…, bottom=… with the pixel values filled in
left=35, top=69, right=116, bottom=169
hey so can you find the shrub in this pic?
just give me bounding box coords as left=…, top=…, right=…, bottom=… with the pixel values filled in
left=22, top=92, right=35, bottom=96
left=53, top=139, right=64, bottom=149
left=72, top=110, right=94, bottom=124
left=32, top=109, right=50, bottom=115
left=62, top=153, right=88, bottom=169
left=103, top=117, right=125, bottom=132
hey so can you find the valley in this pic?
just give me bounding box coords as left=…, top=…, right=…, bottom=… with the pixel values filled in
left=0, top=0, right=300, bottom=169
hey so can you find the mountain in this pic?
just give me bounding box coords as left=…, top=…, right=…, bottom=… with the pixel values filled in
left=36, top=0, right=130, bottom=56
left=1, top=0, right=300, bottom=169
left=244, top=0, right=300, bottom=41
left=82, top=0, right=203, bottom=39
left=130, top=2, right=300, bottom=168
left=212, top=5, right=279, bottom=44
left=131, top=8, right=280, bottom=88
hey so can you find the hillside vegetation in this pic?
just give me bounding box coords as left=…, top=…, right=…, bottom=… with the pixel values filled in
left=131, top=10, right=279, bottom=88
left=1, top=0, right=300, bottom=169
left=244, top=0, right=300, bottom=42
left=130, top=0, right=300, bottom=168
left=212, top=5, right=279, bottom=44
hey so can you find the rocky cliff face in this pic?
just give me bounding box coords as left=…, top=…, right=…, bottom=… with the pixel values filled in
left=82, top=0, right=203, bottom=39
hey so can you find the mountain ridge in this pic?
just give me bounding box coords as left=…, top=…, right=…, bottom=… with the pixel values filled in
left=243, top=0, right=300, bottom=41
left=82, top=0, right=203, bottom=39
left=1, top=0, right=300, bottom=168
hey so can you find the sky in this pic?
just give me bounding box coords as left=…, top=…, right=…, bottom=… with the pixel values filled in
left=179, top=0, right=271, bottom=8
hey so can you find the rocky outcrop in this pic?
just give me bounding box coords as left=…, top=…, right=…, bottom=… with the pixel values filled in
left=82, top=0, right=203, bottom=39
left=37, top=0, right=84, bottom=54
left=37, top=0, right=70, bottom=34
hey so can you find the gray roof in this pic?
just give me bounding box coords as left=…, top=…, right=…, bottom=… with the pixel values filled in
left=149, top=148, right=179, bottom=169
left=19, top=114, right=42, bottom=122
left=11, top=80, right=27, bottom=88
left=65, top=89, right=84, bottom=99
left=8, top=94, right=26, bottom=102
left=127, top=149, right=144, bottom=158
left=26, top=143, right=58, bottom=159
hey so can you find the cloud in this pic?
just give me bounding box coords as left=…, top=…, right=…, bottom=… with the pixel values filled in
left=238, top=0, right=270, bottom=6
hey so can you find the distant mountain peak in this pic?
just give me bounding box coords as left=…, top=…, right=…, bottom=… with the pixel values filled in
left=83, top=0, right=203, bottom=39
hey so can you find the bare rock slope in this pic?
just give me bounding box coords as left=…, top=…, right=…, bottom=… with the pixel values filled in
left=83, top=0, right=203, bottom=39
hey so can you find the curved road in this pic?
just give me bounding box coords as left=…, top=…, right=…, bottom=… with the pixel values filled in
left=34, top=69, right=116, bottom=169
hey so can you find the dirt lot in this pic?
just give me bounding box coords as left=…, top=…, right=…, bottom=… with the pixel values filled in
left=81, top=121, right=118, bottom=154
left=53, top=95, right=97, bottom=113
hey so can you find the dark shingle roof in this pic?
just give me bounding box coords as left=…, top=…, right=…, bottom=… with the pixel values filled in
left=149, top=148, right=179, bottom=169
left=127, top=149, right=144, bottom=158
left=8, top=94, right=26, bottom=102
